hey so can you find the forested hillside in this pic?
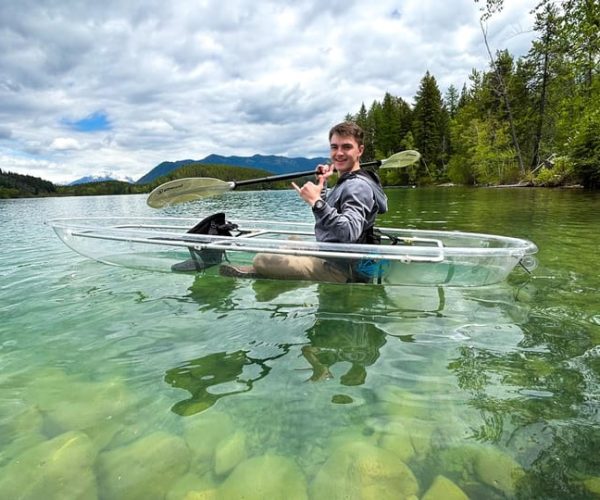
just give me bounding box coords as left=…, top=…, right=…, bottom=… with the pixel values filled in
left=1, top=163, right=298, bottom=200
left=0, top=169, right=56, bottom=199
left=346, top=0, right=599, bottom=188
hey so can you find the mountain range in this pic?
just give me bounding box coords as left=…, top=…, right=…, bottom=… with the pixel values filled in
left=69, top=173, right=136, bottom=185
left=68, top=154, right=329, bottom=186
left=136, top=154, right=329, bottom=184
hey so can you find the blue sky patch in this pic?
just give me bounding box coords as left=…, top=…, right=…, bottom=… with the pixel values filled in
left=63, top=111, right=111, bottom=132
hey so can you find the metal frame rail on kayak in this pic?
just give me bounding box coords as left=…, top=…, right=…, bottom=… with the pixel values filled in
left=67, top=227, right=446, bottom=263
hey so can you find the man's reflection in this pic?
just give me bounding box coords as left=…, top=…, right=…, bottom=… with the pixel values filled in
left=166, top=276, right=446, bottom=415
left=298, top=283, right=391, bottom=386
left=302, top=318, right=387, bottom=385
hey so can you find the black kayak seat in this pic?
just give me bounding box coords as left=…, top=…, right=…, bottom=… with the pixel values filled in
left=171, top=212, right=237, bottom=272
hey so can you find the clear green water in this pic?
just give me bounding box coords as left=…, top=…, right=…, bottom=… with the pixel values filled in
left=1, top=187, right=599, bottom=499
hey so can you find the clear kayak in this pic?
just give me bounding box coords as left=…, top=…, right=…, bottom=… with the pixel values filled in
left=49, top=216, right=538, bottom=287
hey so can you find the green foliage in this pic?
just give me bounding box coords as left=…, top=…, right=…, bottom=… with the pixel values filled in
left=0, top=170, right=56, bottom=198
left=412, top=71, right=449, bottom=179
left=568, top=109, right=600, bottom=188
left=347, top=93, right=413, bottom=169
left=533, top=156, right=575, bottom=186
left=470, top=119, right=520, bottom=185
left=447, top=156, right=475, bottom=185
left=0, top=163, right=291, bottom=200
left=474, top=0, right=504, bottom=21
left=144, top=162, right=292, bottom=192
left=57, top=181, right=137, bottom=197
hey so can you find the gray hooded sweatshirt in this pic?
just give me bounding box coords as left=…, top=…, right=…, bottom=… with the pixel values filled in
left=313, top=170, right=388, bottom=243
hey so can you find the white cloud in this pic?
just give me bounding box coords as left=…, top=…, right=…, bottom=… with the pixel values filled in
left=50, top=137, right=83, bottom=151
left=0, top=0, right=539, bottom=183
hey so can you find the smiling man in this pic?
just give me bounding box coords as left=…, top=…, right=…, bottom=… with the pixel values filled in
left=220, top=121, right=388, bottom=282
left=293, top=121, right=388, bottom=244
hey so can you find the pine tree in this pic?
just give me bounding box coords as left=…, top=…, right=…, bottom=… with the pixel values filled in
left=444, top=85, right=460, bottom=118
left=412, top=71, right=448, bottom=178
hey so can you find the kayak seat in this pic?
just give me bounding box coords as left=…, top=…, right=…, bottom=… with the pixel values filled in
left=171, top=212, right=238, bottom=272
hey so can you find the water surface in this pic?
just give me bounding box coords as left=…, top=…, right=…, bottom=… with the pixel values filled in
left=1, top=187, right=599, bottom=499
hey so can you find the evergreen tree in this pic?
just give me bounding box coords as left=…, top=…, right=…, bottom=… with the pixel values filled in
left=524, top=2, right=565, bottom=169
left=444, top=85, right=460, bottom=118
left=412, top=71, right=448, bottom=178
left=354, top=103, right=376, bottom=161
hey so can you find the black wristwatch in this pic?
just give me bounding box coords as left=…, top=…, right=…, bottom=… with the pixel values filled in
left=312, top=199, right=326, bottom=212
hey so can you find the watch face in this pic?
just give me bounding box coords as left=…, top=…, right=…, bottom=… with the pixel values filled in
left=313, top=200, right=325, bottom=210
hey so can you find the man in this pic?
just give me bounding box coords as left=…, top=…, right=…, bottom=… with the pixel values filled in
left=220, top=121, right=388, bottom=282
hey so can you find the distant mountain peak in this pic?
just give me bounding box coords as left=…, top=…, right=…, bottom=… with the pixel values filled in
left=69, top=173, right=135, bottom=186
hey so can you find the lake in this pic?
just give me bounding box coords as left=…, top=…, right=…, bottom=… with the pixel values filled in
left=1, top=187, right=599, bottom=499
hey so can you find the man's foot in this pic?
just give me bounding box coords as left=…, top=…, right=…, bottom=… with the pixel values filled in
left=171, top=259, right=205, bottom=272
left=219, top=264, right=259, bottom=278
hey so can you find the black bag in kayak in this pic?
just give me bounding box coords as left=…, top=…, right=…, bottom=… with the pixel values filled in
left=172, top=212, right=237, bottom=272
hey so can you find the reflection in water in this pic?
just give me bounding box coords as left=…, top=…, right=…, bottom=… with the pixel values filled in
left=300, top=285, right=392, bottom=387
left=161, top=270, right=598, bottom=497
left=165, top=348, right=289, bottom=416
left=167, top=276, right=453, bottom=415
left=301, top=320, right=386, bottom=386
left=185, top=274, right=239, bottom=312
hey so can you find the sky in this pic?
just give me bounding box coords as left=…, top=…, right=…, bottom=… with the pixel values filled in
left=0, top=0, right=539, bottom=184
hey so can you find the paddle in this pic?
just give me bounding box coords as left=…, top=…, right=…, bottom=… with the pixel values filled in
left=146, top=150, right=421, bottom=208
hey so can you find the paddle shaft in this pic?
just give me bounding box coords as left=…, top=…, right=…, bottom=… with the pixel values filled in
left=233, top=159, right=382, bottom=188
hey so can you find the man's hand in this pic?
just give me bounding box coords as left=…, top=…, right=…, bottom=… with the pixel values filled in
left=292, top=174, right=327, bottom=206
left=291, top=163, right=334, bottom=206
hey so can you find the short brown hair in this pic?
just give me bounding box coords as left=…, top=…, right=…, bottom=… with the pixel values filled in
left=329, top=121, right=364, bottom=146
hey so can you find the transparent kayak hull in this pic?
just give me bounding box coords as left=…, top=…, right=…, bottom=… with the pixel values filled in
left=49, top=217, right=538, bottom=287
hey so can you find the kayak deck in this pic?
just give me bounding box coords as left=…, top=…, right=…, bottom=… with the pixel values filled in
left=49, top=217, right=538, bottom=287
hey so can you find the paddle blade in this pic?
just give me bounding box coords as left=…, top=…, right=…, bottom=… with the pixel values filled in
left=380, top=150, right=421, bottom=169
left=147, top=178, right=233, bottom=208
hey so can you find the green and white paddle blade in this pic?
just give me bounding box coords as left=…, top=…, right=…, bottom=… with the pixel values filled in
left=147, top=178, right=233, bottom=208
left=380, top=150, right=421, bottom=169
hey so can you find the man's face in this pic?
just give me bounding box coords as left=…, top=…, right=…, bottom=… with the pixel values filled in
left=329, top=133, right=364, bottom=174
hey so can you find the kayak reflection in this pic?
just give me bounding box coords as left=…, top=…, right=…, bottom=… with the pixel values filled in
left=165, top=348, right=290, bottom=416
left=165, top=277, right=449, bottom=415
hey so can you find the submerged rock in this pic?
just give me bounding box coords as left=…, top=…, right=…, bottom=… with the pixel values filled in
left=422, top=475, right=469, bottom=500
left=167, top=472, right=217, bottom=500
left=0, top=430, right=46, bottom=467
left=97, top=431, right=191, bottom=499
left=0, top=402, right=46, bottom=466
left=583, top=476, right=600, bottom=495
left=311, top=441, right=419, bottom=500
left=374, top=386, right=425, bottom=420
left=1, top=401, right=44, bottom=435
left=376, top=420, right=416, bottom=463
left=474, top=446, right=525, bottom=496
left=218, top=454, right=308, bottom=500
left=182, top=490, right=218, bottom=500
left=0, top=430, right=97, bottom=499
left=183, top=491, right=217, bottom=500
left=20, top=367, right=132, bottom=451
left=214, top=430, right=247, bottom=476
left=327, top=423, right=381, bottom=451
left=183, top=410, right=234, bottom=475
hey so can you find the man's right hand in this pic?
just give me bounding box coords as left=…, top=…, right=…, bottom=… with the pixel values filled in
left=291, top=174, right=327, bottom=207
